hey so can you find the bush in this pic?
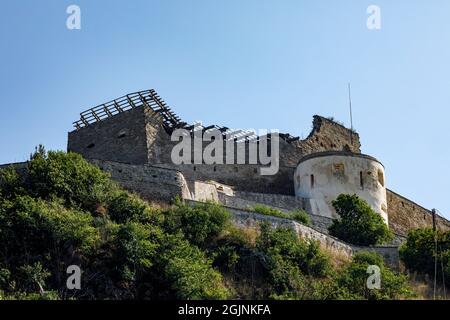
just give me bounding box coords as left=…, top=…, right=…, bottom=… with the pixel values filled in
left=256, top=223, right=332, bottom=298
left=399, top=228, right=450, bottom=287
left=111, top=222, right=162, bottom=285
left=290, top=209, right=311, bottom=226
left=250, top=205, right=311, bottom=226
left=156, top=233, right=230, bottom=299
left=17, top=262, right=51, bottom=294
left=107, top=190, right=161, bottom=225
left=0, top=166, right=25, bottom=199
left=0, top=196, right=100, bottom=263
left=163, top=201, right=231, bottom=246
left=26, top=147, right=116, bottom=211
left=336, top=251, right=413, bottom=300
left=250, top=204, right=287, bottom=218
left=329, top=194, right=393, bottom=246
left=209, top=225, right=255, bottom=272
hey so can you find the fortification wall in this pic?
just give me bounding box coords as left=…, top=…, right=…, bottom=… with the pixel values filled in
left=278, top=116, right=361, bottom=167
left=68, top=107, right=149, bottom=165
left=88, top=159, right=191, bottom=202
left=387, top=189, right=450, bottom=236
left=225, top=205, right=399, bottom=269
left=168, top=164, right=296, bottom=195
left=219, top=191, right=306, bottom=211
left=217, top=191, right=339, bottom=235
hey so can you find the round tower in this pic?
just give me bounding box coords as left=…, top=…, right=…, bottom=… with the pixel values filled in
left=294, top=151, right=388, bottom=224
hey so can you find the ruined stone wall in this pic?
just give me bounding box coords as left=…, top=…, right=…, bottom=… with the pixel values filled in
left=68, top=107, right=149, bottom=165
left=88, top=159, right=191, bottom=202
left=155, top=116, right=360, bottom=195
left=387, top=189, right=450, bottom=236
left=67, top=107, right=361, bottom=195
left=279, top=116, right=361, bottom=167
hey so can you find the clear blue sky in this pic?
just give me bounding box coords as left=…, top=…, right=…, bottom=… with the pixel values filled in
left=1, top=0, right=449, bottom=219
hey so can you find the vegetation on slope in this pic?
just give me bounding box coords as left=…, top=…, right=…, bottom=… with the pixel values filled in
left=0, top=147, right=411, bottom=300
left=400, top=228, right=449, bottom=288
left=249, top=204, right=311, bottom=226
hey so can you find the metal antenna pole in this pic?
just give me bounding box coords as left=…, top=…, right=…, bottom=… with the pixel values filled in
left=432, top=209, right=437, bottom=299
left=348, top=83, right=354, bottom=146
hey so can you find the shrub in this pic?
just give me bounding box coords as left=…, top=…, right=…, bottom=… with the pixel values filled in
left=399, top=228, right=450, bottom=287
left=163, top=201, right=231, bottom=246
left=336, top=251, right=413, bottom=300
left=26, top=147, right=116, bottom=211
left=107, top=190, right=161, bottom=225
left=0, top=196, right=100, bottom=262
left=290, top=209, right=311, bottom=226
left=156, top=233, right=230, bottom=299
left=210, top=225, right=255, bottom=272
left=250, top=205, right=311, bottom=226
left=256, top=223, right=332, bottom=297
left=0, top=166, right=25, bottom=199
left=111, top=222, right=162, bottom=286
left=17, top=262, right=51, bottom=294
left=250, top=204, right=287, bottom=218
left=329, top=194, right=393, bottom=246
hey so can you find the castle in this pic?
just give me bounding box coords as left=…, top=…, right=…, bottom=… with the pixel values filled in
left=66, top=89, right=450, bottom=243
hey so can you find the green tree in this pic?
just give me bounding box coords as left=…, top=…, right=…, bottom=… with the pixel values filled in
left=26, top=148, right=116, bottom=212
left=400, top=228, right=449, bottom=287
left=329, top=194, right=393, bottom=246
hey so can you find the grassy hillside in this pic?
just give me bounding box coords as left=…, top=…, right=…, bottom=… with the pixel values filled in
left=0, top=147, right=414, bottom=300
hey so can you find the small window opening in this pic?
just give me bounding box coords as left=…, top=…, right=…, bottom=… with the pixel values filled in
left=377, top=170, right=385, bottom=187
left=193, top=166, right=196, bottom=171
left=213, top=166, right=217, bottom=172
left=87, top=143, right=95, bottom=149
left=360, top=171, right=364, bottom=189
left=310, top=174, right=315, bottom=189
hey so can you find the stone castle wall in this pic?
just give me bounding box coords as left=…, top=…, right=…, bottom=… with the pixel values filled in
left=387, top=189, right=450, bottom=236
left=67, top=106, right=361, bottom=195
left=88, top=159, right=191, bottom=202
left=68, top=107, right=149, bottom=165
